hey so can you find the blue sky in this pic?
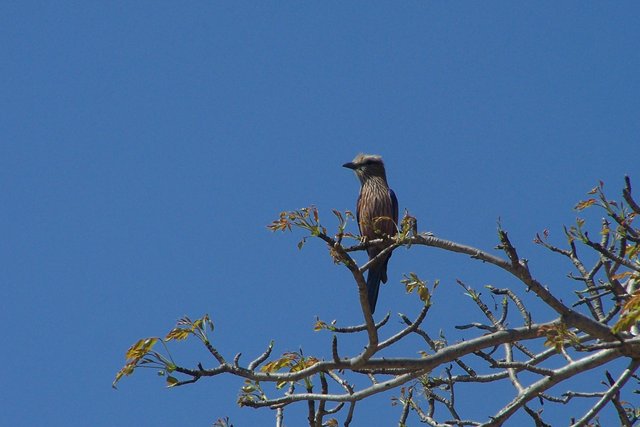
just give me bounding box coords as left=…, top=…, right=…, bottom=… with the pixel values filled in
left=2, top=2, right=639, bottom=426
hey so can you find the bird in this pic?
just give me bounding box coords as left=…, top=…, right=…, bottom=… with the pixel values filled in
left=343, top=154, right=398, bottom=314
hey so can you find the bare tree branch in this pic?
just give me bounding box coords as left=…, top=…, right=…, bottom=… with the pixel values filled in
left=117, top=179, right=640, bottom=426
left=569, top=360, right=640, bottom=427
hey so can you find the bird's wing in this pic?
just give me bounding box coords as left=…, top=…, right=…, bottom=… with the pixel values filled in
left=356, top=190, right=363, bottom=236
left=390, top=188, right=399, bottom=226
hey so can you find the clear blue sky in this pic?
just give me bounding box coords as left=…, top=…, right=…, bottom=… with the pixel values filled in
left=2, top=2, right=639, bottom=426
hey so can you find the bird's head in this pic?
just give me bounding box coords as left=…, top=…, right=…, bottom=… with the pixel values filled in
left=343, top=153, right=387, bottom=183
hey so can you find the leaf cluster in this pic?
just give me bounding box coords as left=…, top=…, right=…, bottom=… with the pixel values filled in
left=112, top=315, right=213, bottom=389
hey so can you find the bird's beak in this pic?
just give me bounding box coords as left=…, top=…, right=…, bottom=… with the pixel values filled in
left=342, top=162, right=357, bottom=170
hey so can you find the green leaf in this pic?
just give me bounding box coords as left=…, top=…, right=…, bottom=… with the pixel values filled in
left=165, top=327, right=191, bottom=341
left=125, top=337, right=158, bottom=359
left=297, top=237, right=307, bottom=250
left=612, top=291, right=640, bottom=333
left=575, top=198, right=597, bottom=211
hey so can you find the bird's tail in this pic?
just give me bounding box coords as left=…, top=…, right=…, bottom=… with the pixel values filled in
left=366, top=266, right=383, bottom=314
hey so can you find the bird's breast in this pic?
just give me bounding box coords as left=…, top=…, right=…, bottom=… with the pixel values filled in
left=358, top=183, right=396, bottom=239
